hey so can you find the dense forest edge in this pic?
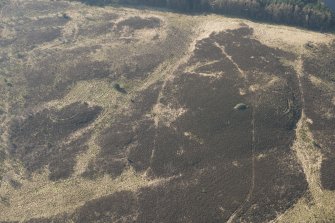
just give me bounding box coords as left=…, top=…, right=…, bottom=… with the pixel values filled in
left=67, top=0, right=335, bottom=31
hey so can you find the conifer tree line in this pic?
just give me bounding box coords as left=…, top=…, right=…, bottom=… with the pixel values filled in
left=73, top=0, right=335, bottom=30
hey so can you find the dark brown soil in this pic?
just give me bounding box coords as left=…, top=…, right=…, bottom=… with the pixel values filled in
left=321, top=157, right=335, bottom=190
left=72, top=191, right=138, bottom=223
left=79, top=27, right=307, bottom=222
left=302, top=42, right=335, bottom=191
left=9, top=102, right=102, bottom=180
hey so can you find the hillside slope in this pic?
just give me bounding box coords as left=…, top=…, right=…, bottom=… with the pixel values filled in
left=0, top=0, right=335, bottom=222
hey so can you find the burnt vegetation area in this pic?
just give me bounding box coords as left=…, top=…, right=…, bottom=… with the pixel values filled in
left=303, top=42, right=335, bottom=190
left=179, top=27, right=306, bottom=222
left=116, top=16, right=161, bottom=30
left=9, top=102, right=102, bottom=180
left=1, top=1, right=334, bottom=222
left=11, top=14, right=183, bottom=110
left=74, top=0, right=335, bottom=31
left=2, top=9, right=191, bottom=183
left=4, top=26, right=309, bottom=223
left=73, top=27, right=306, bottom=222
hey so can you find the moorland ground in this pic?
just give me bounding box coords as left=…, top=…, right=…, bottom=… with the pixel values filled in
left=0, top=0, right=335, bottom=222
